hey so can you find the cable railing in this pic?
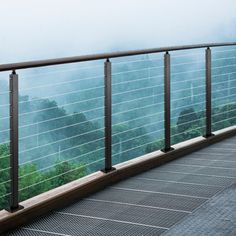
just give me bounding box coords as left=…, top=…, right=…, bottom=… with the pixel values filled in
left=0, top=42, right=236, bottom=213
left=211, top=47, right=236, bottom=132
left=170, top=50, right=206, bottom=143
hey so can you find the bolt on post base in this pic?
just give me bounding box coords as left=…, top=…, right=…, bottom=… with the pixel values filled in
left=161, top=147, right=174, bottom=153
left=6, top=204, right=24, bottom=213
left=101, top=167, right=116, bottom=173
left=203, top=133, right=215, bottom=139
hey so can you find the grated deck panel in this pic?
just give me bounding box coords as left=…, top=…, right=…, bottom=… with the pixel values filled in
left=5, top=135, right=236, bottom=235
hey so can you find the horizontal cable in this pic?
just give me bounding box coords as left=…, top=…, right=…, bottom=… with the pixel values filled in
left=19, top=127, right=104, bottom=154
left=113, top=84, right=164, bottom=97
left=171, top=109, right=205, bottom=119
left=0, top=91, right=9, bottom=96
left=172, top=117, right=204, bottom=127
left=19, top=96, right=104, bottom=116
left=112, top=65, right=164, bottom=76
left=0, top=141, right=10, bottom=146
left=0, top=128, right=10, bottom=134
left=212, top=80, right=236, bottom=87
left=113, top=120, right=164, bottom=137
left=171, top=126, right=204, bottom=138
left=171, top=92, right=206, bottom=103
left=19, top=85, right=104, bottom=106
left=171, top=101, right=205, bottom=111
left=172, top=68, right=205, bottom=76
left=213, top=116, right=236, bottom=125
left=212, top=71, right=236, bottom=78
left=22, top=63, right=103, bottom=79
left=0, top=103, right=9, bottom=108
left=212, top=56, right=236, bottom=62
left=212, top=107, right=236, bottom=118
left=212, top=63, right=236, bottom=70
left=20, top=137, right=104, bottom=166
left=113, top=129, right=164, bottom=147
left=0, top=167, right=11, bottom=173
left=113, top=139, right=163, bottom=157
left=213, top=49, right=236, bottom=54
left=19, top=104, right=104, bottom=118
left=0, top=179, right=10, bottom=185
left=0, top=192, right=11, bottom=199
left=213, top=101, right=236, bottom=110
left=113, top=111, right=164, bottom=126
left=172, top=52, right=203, bottom=59
left=113, top=57, right=162, bottom=65
left=0, top=116, right=10, bottom=121
left=112, top=74, right=163, bottom=87
left=213, top=85, right=236, bottom=93
left=173, top=84, right=205, bottom=94
left=20, top=146, right=104, bottom=177
left=172, top=60, right=204, bottom=67
left=20, top=112, right=97, bottom=129
left=19, top=158, right=104, bottom=191
left=20, top=75, right=103, bottom=92
left=171, top=110, right=205, bottom=120
left=113, top=94, right=164, bottom=107
left=171, top=76, right=205, bottom=86
left=19, top=116, right=104, bottom=141
left=212, top=94, right=236, bottom=102
left=0, top=155, right=10, bottom=161
left=113, top=104, right=164, bottom=116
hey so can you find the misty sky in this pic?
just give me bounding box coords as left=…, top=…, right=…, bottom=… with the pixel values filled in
left=0, top=0, right=236, bottom=63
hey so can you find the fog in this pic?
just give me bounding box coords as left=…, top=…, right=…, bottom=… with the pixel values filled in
left=0, top=0, right=236, bottom=63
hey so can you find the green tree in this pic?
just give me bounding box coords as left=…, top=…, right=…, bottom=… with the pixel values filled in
left=145, top=139, right=164, bottom=153
left=42, top=161, right=87, bottom=190
left=19, top=164, right=43, bottom=201
left=176, top=108, right=199, bottom=132
left=212, top=103, right=236, bottom=131
left=0, top=145, right=10, bottom=209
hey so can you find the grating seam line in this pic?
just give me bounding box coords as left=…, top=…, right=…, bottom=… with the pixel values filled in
left=205, top=147, right=236, bottom=151
left=91, top=187, right=208, bottom=212
left=138, top=173, right=234, bottom=188
left=181, top=156, right=236, bottom=164
left=154, top=170, right=236, bottom=180
left=170, top=163, right=236, bottom=170
left=135, top=177, right=224, bottom=188
left=85, top=198, right=191, bottom=213
left=22, top=228, right=71, bottom=236
left=110, top=187, right=210, bottom=200
left=156, top=165, right=236, bottom=178
left=55, top=211, right=170, bottom=230
left=57, top=199, right=188, bottom=229
left=195, top=151, right=236, bottom=156
left=114, top=177, right=222, bottom=198
left=172, top=159, right=236, bottom=169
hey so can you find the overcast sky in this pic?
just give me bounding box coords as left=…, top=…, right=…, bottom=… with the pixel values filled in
left=0, top=0, right=236, bottom=63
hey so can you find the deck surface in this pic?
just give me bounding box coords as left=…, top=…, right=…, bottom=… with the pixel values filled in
left=5, top=136, right=236, bottom=236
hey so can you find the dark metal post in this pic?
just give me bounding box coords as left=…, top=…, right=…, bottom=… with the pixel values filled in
left=102, top=59, right=115, bottom=173
left=204, top=47, right=214, bottom=138
left=8, top=70, right=23, bottom=212
left=162, top=52, right=174, bottom=152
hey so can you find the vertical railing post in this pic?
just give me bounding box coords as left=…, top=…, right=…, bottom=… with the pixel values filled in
left=204, top=47, right=214, bottom=138
left=102, top=59, right=115, bottom=173
left=162, top=52, right=174, bottom=152
left=8, top=70, right=23, bottom=212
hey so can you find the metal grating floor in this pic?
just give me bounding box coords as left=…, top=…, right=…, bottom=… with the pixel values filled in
left=4, top=135, right=236, bottom=236
left=163, top=183, right=236, bottom=236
